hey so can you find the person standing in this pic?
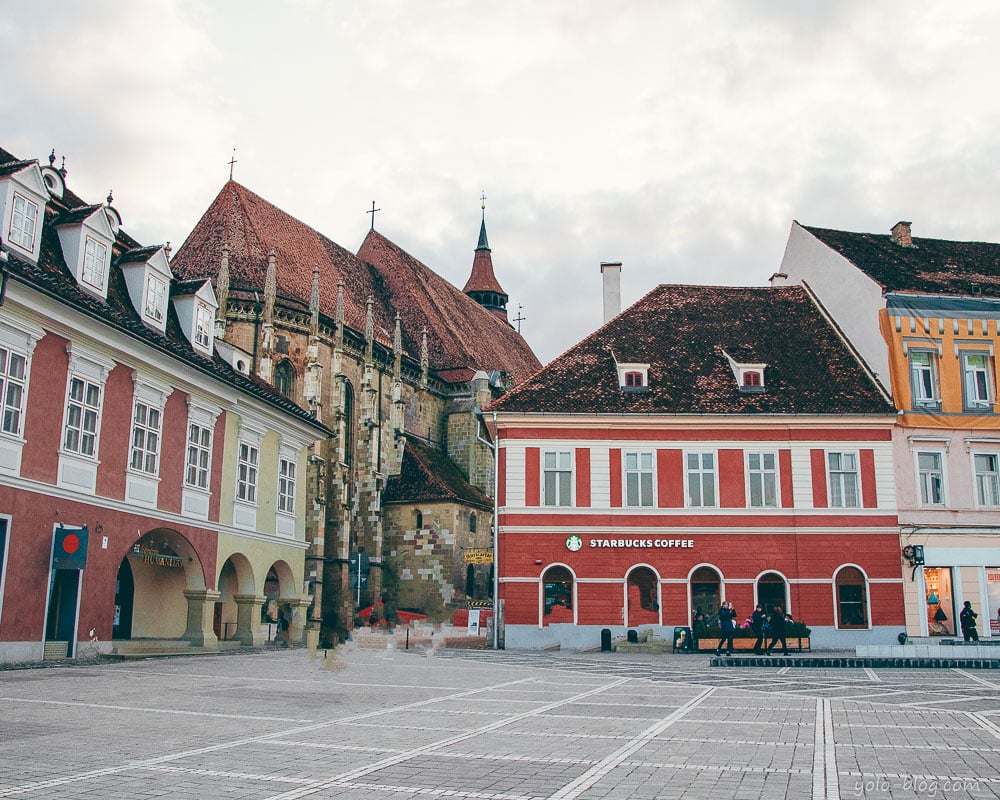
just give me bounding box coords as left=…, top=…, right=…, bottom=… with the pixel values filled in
left=960, top=601, right=979, bottom=642
left=765, top=605, right=788, bottom=656
left=750, top=604, right=767, bottom=654
left=714, top=601, right=736, bottom=656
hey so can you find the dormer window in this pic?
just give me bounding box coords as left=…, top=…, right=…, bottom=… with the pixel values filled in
left=722, top=349, right=767, bottom=393
left=82, top=237, right=108, bottom=289
left=9, top=193, right=38, bottom=250
left=144, top=274, right=166, bottom=322
left=194, top=303, right=213, bottom=348
left=615, top=361, right=650, bottom=391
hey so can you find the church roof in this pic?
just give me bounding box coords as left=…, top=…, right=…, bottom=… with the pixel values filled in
left=802, top=223, right=1000, bottom=298
left=488, top=284, right=893, bottom=416
left=170, top=182, right=540, bottom=384
left=357, top=230, right=537, bottom=383
left=383, top=434, right=493, bottom=509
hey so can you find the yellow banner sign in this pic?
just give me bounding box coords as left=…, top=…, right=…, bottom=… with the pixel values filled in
left=464, top=548, right=494, bottom=564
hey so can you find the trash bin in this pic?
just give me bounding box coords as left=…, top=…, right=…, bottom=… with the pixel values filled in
left=601, top=628, right=612, bottom=652
left=673, top=626, right=691, bottom=653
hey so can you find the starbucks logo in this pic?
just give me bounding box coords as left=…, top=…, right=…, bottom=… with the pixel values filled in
left=565, top=535, right=583, bottom=552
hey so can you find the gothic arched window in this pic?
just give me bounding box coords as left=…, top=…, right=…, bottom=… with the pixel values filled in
left=274, top=360, right=296, bottom=399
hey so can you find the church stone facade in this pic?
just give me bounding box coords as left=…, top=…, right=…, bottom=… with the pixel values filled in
left=170, top=186, right=539, bottom=645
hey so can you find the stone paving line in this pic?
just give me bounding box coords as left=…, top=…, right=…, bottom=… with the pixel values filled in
left=0, top=648, right=999, bottom=799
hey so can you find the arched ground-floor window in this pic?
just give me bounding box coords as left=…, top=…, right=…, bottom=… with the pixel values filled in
left=627, top=566, right=659, bottom=626
left=835, top=566, right=869, bottom=628
left=690, top=566, right=721, bottom=621
left=757, top=571, right=788, bottom=615
left=542, top=566, right=574, bottom=625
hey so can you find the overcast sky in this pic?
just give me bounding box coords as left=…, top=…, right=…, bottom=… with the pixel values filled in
left=5, top=2, right=1000, bottom=364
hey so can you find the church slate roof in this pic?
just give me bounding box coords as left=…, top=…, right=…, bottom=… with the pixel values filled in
left=0, top=147, right=330, bottom=434
left=383, top=434, right=493, bottom=510
left=357, top=231, right=537, bottom=383
left=487, top=284, right=893, bottom=416
left=802, top=223, right=1000, bottom=298
left=169, top=182, right=540, bottom=385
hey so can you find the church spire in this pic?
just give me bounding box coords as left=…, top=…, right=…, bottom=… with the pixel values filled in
left=462, top=196, right=509, bottom=318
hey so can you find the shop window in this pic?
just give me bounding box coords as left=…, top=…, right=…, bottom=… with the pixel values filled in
left=925, top=567, right=954, bottom=636
left=835, top=566, right=868, bottom=628
left=542, top=565, right=573, bottom=623
left=757, top=572, right=787, bottom=614
left=690, top=566, right=721, bottom=620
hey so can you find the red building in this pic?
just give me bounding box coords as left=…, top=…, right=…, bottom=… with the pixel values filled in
left=487, top=282, right=904, bottom=649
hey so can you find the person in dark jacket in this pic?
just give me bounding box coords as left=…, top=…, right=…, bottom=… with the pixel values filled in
left=750, top=604, right=767, bottom=654
left=765, top=605, right=788, bottom=655
left=960, top=601, right=979, bottom=642
left=714, top=601, right=736, bottom=656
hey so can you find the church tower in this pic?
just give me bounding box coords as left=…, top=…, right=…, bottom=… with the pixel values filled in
left=462, top=200, right=509, bottom=318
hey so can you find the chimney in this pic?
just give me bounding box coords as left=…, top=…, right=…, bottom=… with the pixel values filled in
left=601, top=261, right=622, bottom=323
left=890, top=221, right=913, bottom=247
left=769, top=272, right=789, bottom=287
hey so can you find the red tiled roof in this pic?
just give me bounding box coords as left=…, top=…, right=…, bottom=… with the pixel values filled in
left=383, top=434, right=493, bottom=509
left=170, top=182, right=540, bottom=385
left=462, top=219, right=506, bottom=296
left=487, top=284, right=893, bottom=416
left=357, top=231, right=539, bottom=384
left=803, top=223, right=1000, bottom=298
left=0, top=147, right=330, bottom=434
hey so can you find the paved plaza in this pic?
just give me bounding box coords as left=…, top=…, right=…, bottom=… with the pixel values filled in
left=1, top=646, right=999, bottom=799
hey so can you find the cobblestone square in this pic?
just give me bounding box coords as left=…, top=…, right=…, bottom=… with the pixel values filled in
left=1, top=648, right=998, bottom=799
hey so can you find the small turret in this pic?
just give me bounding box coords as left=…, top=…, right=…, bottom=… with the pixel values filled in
left=462, top=199, right=509, bottom=318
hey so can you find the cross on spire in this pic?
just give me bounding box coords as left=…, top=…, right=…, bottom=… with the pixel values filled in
left=514, top=304, right=526, bottom=334
left=480, top=191, right=487, bottom=212
left=367, top=200, right=381, bottom=231
left=228, top=149, right=237, bottom=181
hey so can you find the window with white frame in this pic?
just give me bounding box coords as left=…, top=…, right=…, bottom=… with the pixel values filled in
left=0, top=347, right=27, bottom=436
left=909, top=350, right=939, bottom=407
left=686, top=452, right=717, bottom=507
left=63, top=376, right=101, bottom=457
left=9, top=193, right=38, bottom=250
left=195, top=303, right=213, bottom=348
left=974, top=453, right=1000, bottom=507
left=278, top=457, right=296, bottom=513
left=129, top=401, right=161, bottom=474
left=542, top=450, right=572, bottom=507
left=81, top=236, right=107, bottom=288
left=747, top=451, right=778, bottom=507
left=917, top=451, right=945, bottom=506
left=962, top=352, right=993, bottom=411
left=828, top=452, right=860, bottom=507
left=185, top=422, right=212, bottom=490
left=624, top=452, right=654, bottom=507
left=237, top=441, right=259, bottom=504
left=144, top=275, right=166, bottom=322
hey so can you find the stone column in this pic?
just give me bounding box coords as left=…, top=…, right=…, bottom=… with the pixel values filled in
left=233, top=594, right=267, bottom=647
left=183, top=589, right=221, bottom=646
left=286, top=597, right=312, bottom=645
